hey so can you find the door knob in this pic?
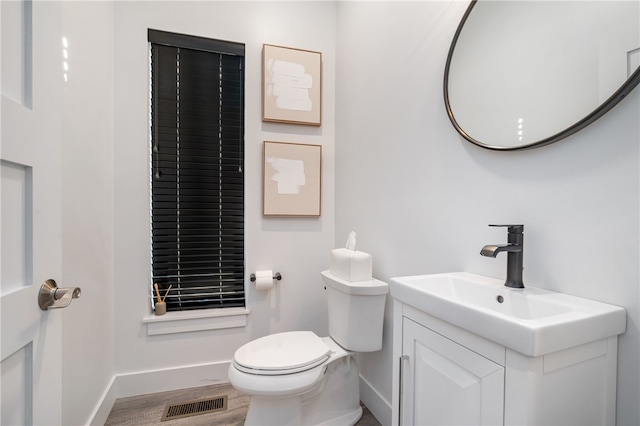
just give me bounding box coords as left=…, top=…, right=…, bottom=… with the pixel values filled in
left=38, top=279, right=81, bottom=310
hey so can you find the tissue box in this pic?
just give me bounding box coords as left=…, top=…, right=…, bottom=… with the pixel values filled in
left=330, top=248, right=372, bottom=282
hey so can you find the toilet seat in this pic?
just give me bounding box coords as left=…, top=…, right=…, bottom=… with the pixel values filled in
left=233, top=331, right=331, bottom=376
left=228, top=334, right=352, bottom=398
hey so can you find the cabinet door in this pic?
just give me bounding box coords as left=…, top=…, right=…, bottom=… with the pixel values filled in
left=401, top=318, right=504, bottom=425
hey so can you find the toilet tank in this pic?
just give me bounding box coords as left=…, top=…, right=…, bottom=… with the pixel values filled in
left=321, top=270, right=388, bottom=352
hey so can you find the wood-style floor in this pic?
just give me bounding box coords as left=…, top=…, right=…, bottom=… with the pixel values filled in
left=104, top=383, right=382, bottom=426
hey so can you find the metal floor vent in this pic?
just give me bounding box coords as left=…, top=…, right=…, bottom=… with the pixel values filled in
left=161, top=395, right=228, bottom=421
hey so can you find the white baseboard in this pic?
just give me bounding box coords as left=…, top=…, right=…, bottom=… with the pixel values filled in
left=88, top=376, right=116, bottom=426
left=359, top=374, right=392, bottom=426
left=89, top=362, right=391, bottom=426
left=115, top=360, right=232, bottom=398
left=88, top=361, right=232, bottom=425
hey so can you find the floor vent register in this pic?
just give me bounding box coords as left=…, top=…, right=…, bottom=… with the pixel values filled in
left=161, top=395, right=228, bottom=421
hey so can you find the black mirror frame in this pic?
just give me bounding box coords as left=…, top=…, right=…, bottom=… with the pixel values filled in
left=443, top=0, right=640, bottom=151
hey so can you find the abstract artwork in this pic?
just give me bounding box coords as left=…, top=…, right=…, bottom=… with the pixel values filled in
left=262, top=44, right=322, bottom=126
left=263, top=141, right=322, bottom=216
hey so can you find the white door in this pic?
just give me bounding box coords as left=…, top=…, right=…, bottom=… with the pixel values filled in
left=401, top=318, right=505, bottom=426
left=1, top=2, right=64, bottom=424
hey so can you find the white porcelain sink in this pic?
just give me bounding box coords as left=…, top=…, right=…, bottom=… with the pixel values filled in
left=390, top=272, right=626, bottom=357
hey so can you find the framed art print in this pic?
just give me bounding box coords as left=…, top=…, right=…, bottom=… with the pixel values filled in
left=263, top=141, right=322, bottom=216
left=262, top=44, right=322, bottom=126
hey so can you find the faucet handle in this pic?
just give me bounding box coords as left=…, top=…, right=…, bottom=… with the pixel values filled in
left=489, top=224, right=523, bottom=233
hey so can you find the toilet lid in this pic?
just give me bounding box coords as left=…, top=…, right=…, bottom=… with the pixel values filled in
left=234, top=331, right=331, bottom=374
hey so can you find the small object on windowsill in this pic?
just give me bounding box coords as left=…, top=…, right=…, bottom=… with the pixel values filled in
left=155, top=301, right=166, bottom=316
left=163, top=284, right=172, bottom=301
left=154, top=283, right=162, bottom=301
left=154, top=283, right=172, bottom=316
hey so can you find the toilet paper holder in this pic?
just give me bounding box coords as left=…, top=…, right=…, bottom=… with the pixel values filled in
left=250, top=272, right=282, bottom=282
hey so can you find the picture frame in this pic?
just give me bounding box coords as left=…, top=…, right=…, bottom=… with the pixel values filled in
left=263, top=141, right=322, bottom=217
left=262, top=44, right=322, bottom=126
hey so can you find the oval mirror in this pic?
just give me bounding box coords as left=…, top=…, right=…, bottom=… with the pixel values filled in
left=444, top=1, right=640, bottom=150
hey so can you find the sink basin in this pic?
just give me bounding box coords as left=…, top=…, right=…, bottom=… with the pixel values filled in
left=390, top=272, right=626, bottom=357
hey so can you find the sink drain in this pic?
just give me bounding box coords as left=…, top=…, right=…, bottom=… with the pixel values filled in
left=496, top=295, right=504, bottom=303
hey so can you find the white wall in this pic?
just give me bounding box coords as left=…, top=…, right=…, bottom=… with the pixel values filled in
left=113, top=0, right=336, bottom=381
left=51, top=1, right=640, bottom=424
left=335, top=2, right=640, bottom=425
left=60, top=3, right=115, bottom=425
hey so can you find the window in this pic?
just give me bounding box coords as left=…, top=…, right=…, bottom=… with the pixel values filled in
left=149, top=29, right=245, bottom=312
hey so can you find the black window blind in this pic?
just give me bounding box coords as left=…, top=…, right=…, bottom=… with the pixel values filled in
left=149, top=30, right=245, bottom=312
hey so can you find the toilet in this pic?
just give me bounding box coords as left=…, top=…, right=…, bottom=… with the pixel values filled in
left=228, top=249, right=388, bottom=426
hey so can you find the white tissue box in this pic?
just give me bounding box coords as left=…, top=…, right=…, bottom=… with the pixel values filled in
left=330, top=248, right=372, bottom=282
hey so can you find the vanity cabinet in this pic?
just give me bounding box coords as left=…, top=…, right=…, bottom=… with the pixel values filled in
left=401, top=317, right=504, bottom=425
left=392, top=301, right=620, bottom=426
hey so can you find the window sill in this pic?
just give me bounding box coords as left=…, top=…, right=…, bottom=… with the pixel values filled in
left=142, top=307, right=249, bottom=335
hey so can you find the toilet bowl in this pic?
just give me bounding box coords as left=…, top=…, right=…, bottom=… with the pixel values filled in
left=228, top=269, right=388, bottom=426
left=228, top=331, right=362, bottom=425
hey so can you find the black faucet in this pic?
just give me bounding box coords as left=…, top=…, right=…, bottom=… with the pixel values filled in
left=480, top=224, right=524, bottom=288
